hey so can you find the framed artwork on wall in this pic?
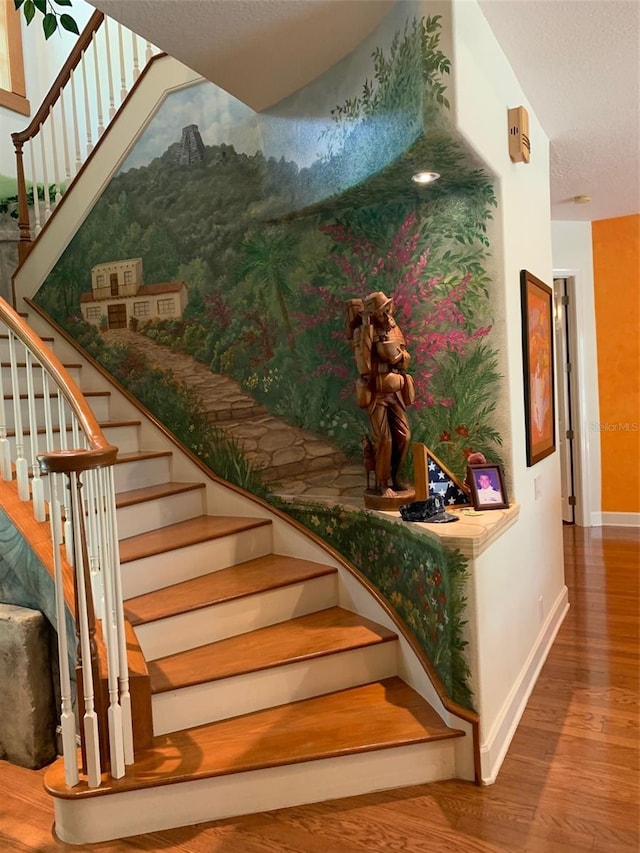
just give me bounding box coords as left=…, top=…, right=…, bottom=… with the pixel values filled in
left=520, top=269, right=556, bottom=466
left=467, top=463, right=509, bottom=510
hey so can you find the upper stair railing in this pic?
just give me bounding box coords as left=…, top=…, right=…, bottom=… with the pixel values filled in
left=11, top=10, right=160, bottom=263
left=0, top=296, right=132, bottom=788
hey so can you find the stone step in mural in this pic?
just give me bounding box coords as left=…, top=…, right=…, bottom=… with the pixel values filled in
left=102, top=330, right=365, bottom=500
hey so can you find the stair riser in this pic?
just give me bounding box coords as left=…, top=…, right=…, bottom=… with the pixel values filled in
left=116, top=489, right=205, bottom=539
left=121, top=524, right=274, bottom=599
left=0, top=338, right=55, bottom=360
left=152, top=641, right=398, bottom=734
left=113, top=455, right=172, bottom=493
left=102, top=424, right=140, bottom=454
left=136, top=573, right=338, bottom=660
left=1, top=394, right=111, bottom=429
left=4, top=423, right=138, bottom=461
left=1, top=364, right=82, bottom=391
left=52, top=742, right=458, bottom=844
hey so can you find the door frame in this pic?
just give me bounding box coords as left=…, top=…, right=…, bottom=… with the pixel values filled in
left=553, top=276, right=576, bottom=523
left=552, top=268, right=601, bottom=526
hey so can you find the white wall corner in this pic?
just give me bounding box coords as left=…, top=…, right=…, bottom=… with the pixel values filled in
left=479, top=584, right=569, bottom=784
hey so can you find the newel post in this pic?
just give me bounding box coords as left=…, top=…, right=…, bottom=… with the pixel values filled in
left=12, top=137, right=33, bottom=264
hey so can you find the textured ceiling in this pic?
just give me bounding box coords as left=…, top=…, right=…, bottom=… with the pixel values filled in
left=92, top=0, right=640, bottom=223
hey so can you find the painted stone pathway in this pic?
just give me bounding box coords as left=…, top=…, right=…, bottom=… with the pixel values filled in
left=103, top=329, right=366, bottom=502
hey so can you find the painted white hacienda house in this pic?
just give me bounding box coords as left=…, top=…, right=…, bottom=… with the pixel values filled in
left=80, top=257, right=188, bottom=329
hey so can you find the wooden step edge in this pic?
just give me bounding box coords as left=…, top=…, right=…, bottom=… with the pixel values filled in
left=1, top=361, right=82, bottom=368
left=0, top=333, right=54, bottom=342
left=112, top=449, right=173, bottom=465
left=8, top=419, right=140, bottom=438
left=124, top=555, right=336, bottom=625
left=148, top=607, right=398, bottom=693
left=118, top=515, right=273, bottom=564
left=116, top=481, right=205, bottom=509
left=44, top=678, right=465, bottom=799
left=3, top=390, right=108, bottom=400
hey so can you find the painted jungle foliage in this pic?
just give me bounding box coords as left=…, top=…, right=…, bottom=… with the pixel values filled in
left=35, top=11, right=503, bottom=710
left=273, top=500, right=472, bottom=709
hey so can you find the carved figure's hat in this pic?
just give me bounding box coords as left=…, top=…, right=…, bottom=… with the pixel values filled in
left=364, top=291, right=393, bottom=314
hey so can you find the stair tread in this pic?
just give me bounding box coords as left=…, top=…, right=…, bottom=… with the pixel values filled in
left=119, top=515, right=272, bottom=564
left=44, top=677, right=464, bottom=797
left=116, top=481, right=205, bottom=508
left=125, top=552, right=335, bottom=624
left=148, top=606, right=396, bottom=692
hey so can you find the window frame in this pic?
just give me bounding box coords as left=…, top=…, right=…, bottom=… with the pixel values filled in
left=0, top=0, right=31, bottom=116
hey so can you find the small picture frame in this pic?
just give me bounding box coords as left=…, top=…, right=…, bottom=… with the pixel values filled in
left=467, top=463, right=509, bottom=510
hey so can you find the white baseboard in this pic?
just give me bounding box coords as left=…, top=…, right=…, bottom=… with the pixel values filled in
left=480, top=584, right=569, bottom=784
left=590, top=511, right=603, bottom=526
left=600, top=512, right=640, bottom=528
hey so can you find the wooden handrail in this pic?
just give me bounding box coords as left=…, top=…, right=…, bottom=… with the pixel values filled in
left=0, top=296, right=117, bottom=469
left=10, top=10, right=105, bottom=147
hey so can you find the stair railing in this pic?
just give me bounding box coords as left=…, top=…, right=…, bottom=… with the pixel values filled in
left=11, top=10, right=159, bottom=263
left=0, top=296, right=132, bottom=788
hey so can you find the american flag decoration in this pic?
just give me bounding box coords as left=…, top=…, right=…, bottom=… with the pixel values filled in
left=426, top=448, right=471, bottom=506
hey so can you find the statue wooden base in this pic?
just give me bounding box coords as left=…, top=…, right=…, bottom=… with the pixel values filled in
left=363, top=487, right=415, bottom=511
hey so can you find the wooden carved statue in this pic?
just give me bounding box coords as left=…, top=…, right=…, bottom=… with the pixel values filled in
left=346, top=292, right=415, bottom=508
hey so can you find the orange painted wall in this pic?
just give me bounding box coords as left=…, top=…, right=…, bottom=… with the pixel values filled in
left=592, top=214, right=640, bottom=513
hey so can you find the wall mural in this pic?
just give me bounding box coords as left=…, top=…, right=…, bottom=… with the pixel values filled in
left=35, top=11, right=503, bottom=709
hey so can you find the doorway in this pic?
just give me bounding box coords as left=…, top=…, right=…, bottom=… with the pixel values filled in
left=553, top=277, right=577, bottom=523
left=107, top=303, right=127, bottom=329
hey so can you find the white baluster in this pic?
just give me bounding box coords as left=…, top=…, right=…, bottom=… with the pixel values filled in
left=69, top=470, right=102, bottom=788
left=85, top=468, right=104, bottom=621
left=8, top=333, right=29, bottom=501
left=59, top=87, right=72, bottom=190
left=131, top=31, right=140, bottom=81
left=96, top=465, right=125, bottom=778
left=42, top=374, right=61, bottom=540
left=38, top=129, right=52, bottom=222
left=103, top=18, right=116, bottom=120
left=57, top=393, right=73, bottom=564
left=48, top=473, right=79, bottom=787
left=80, top=50, right=94, bottom=156
left=145, top=39, right=153, bottom=65
left=28, top=140, right=42, bottom=235
left=25, top=352, right=46, bottom=522
left=117, top=23, right=127, bottom=103
left=69, top=68, right=82, bottom=174
left=48, top=106, right=62, bottom=206
left=92, top=34, right=105, bottom=137
left=0, top=347, right=11, bottom=480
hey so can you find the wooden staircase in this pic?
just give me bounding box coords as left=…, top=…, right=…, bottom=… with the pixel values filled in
left=6, top=304, right=476, bottom=845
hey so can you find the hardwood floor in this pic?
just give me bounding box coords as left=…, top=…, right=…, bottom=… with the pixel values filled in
left=1, top=525, right=638, bottom=852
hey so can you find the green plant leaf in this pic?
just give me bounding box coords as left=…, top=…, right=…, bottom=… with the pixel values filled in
left=54, top=0, right=74, bottom=5
left=60, top=13, right=79, bottom=34
left=24, top=0, right=35, bottom=25
left=42, top=12, right=57, bottom=38
left=14, top=1, right=26, bottom=11
left=33, top=0, right=46, bottom=13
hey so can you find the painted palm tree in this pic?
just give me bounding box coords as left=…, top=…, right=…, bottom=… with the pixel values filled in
left=235, top=231, right=298, bottom=354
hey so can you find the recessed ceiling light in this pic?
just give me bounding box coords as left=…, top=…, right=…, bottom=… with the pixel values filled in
left=573, top=194, right=591, bottom=204
left=411, top=171, right=440, bottom=185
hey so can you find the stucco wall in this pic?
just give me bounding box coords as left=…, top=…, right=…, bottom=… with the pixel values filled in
left=592, top=214, right=640, bottom=516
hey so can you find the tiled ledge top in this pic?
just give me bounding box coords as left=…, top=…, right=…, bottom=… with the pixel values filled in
left=378, top=503, right=521, bottom=560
